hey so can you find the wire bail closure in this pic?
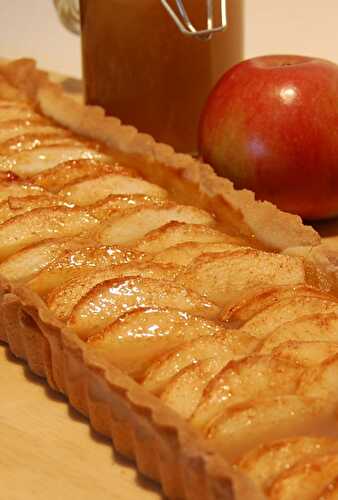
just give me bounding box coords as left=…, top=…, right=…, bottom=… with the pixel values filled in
left=160, top=0, right=227, bottom=39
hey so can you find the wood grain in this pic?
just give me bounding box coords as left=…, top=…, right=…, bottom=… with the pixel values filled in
left=0, top=344, right=162, bottom=500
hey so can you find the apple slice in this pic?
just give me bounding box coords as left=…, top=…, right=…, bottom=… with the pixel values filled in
left=90, top=194, right=165, bottom=220
left=0, top=122, right=69, bottom=144
left=196, top=345, right=338, bottom=429
left=67, top=277, right=220, bottom=338
left=206, top=396, right=337, bottom=461
left=135, top=221, right=240, bottom=254
left=258, top=313, right=338, bottom=353
left=153, top=241, right=244, bottom=266
left=0, top=206, right=99, bottom=261
left=142, top=331, right=258, bottom=395
left=0, top=106, right=41, bottom=122
left=59, top=173, right=168, bottom=206
left=160, top=359, right=227, bottom=419
left=271, top=341, right=338, bottom=367
left=31, top=158, right=140, bottom=193
left=0, top=179, right=47, bottom=202
left=0, top=79, right=26, bottom=102
left=268, top=454, right=338, bottom=500
left=0, top=133, right=79, bottom=156
left=0, top=101, right=25, bottom=107
left=0, top=171, right=19, bottom=181
left=0, top=99, right=29, bottom=106
left=178, top=249, right=305, bottom=307
left=318, top=477, right=338, bottom=500
left=0, top=101, right=28, bottom=108
left=191, top=355, right=303, bottom=432
left=222, top=284, right=333, bottom=325
left=238, top=436, right=338, bottom=493
left=240, top=297, right=338, bottom=340
left=46, top=262, right=183, bottom=321
left=0, top=144, right=109, bottom=176
left=95, top=204, right=215, bottom=246
left=7, top=195, right=68, bottom=210
left=0, top=195, right=72, bottom=224
left=87, top=307, right=225, bottom=376
left=0, top=100, right=27, bottom=108
left=28, top=245, right=147, bottom=296
left=0, top=237, right=85, bottom=282
left=298, top=355, right=338, bottom=401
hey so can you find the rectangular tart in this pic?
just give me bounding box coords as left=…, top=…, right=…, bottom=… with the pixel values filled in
left=1, top=58, right=338, bottom=500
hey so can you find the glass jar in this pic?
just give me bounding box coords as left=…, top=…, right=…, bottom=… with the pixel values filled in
left=54, top=0, right=243, bottom=153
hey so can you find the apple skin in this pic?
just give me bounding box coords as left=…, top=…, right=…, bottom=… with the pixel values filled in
left=199, top=55, right=338, bottom=220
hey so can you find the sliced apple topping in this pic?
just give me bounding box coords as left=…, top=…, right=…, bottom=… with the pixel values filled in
left=0, top=206, right=99, bottom=261
left=0, top=171, right=18, bottom=181
left=135, top=221, right=240, bottom=254
left=160, top=359, right=229, bottom=420
left=268, top=454, right=338, bottom=500
left=67, top=277, right=220, bottom=338
left=0, top=237, right=85, bottom=282
left=0, top=178, right=47, bottom=202
left=222, top=284, right=333, bottom=326
left=178, top=249, right=306, bottom=307
left=239, top=297, right=338, bottom=340
left=298, top=354, right=338, bottom=401
left=205, top=396, right=338, bottom=460
left=271, top=341, right=338, bottom=367
left=0, top=194, right=72, bottom=224
left=95, top=204, right=215, bottom=246
left=31, top=159, right=140, bottom=193
left=191, top=355, right=305, bottom=432
left=0, top=100, right=27, bottom=108
left=0, top=121, right=69, bottom=144
left=0, top=81, right=25, bottom=102
left=90, top=194, right=165, bottom=220
left=238, top=436, right=338, bottom=493
left=87, top=308, right=226, bottom=377
left=0, top=145, right=109, bottom=176
left=257, top=313, right=338, bottom=353
left=317, top=476, right=338, bottom=500
left=0, top=132, right=79, bottom=157
left=28, top=245, right=147, bottom=296
left=142, top=331, right=258, bottom=395
left=59, top=173, right=168, bottom=206
left=0, top=106, right=41, bottom=123
left=152, top=241, right=245, bottom=266
left=45, top=262, right=182, bottom=321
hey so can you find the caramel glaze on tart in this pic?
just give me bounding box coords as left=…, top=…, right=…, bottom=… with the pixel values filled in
left=1, top=58, right=338, bottom=500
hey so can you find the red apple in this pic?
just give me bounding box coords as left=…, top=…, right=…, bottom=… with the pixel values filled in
left=199, top=55, right=338, bottom=220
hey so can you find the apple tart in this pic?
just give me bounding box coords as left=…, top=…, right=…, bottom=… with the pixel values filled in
left=2, top=59, right=338, bottom=500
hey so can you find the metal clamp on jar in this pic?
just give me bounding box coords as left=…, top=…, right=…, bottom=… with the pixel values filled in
left=161, top=0, right=227, bottom=39
left=54, top=0, right=243, bottom=153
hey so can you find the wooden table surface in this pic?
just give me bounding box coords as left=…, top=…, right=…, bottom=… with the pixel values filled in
left=0, top=345, right=162, bottom=500
left=1, top=63, right=338, bottom=500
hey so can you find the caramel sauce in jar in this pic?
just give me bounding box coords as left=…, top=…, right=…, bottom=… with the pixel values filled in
left=80, top=0, right=243, bottom=153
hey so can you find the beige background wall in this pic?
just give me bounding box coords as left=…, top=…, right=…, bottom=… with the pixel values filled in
left=245, top=0, right=338, bottom=63
left=1, top=0, right=337, bottom=77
